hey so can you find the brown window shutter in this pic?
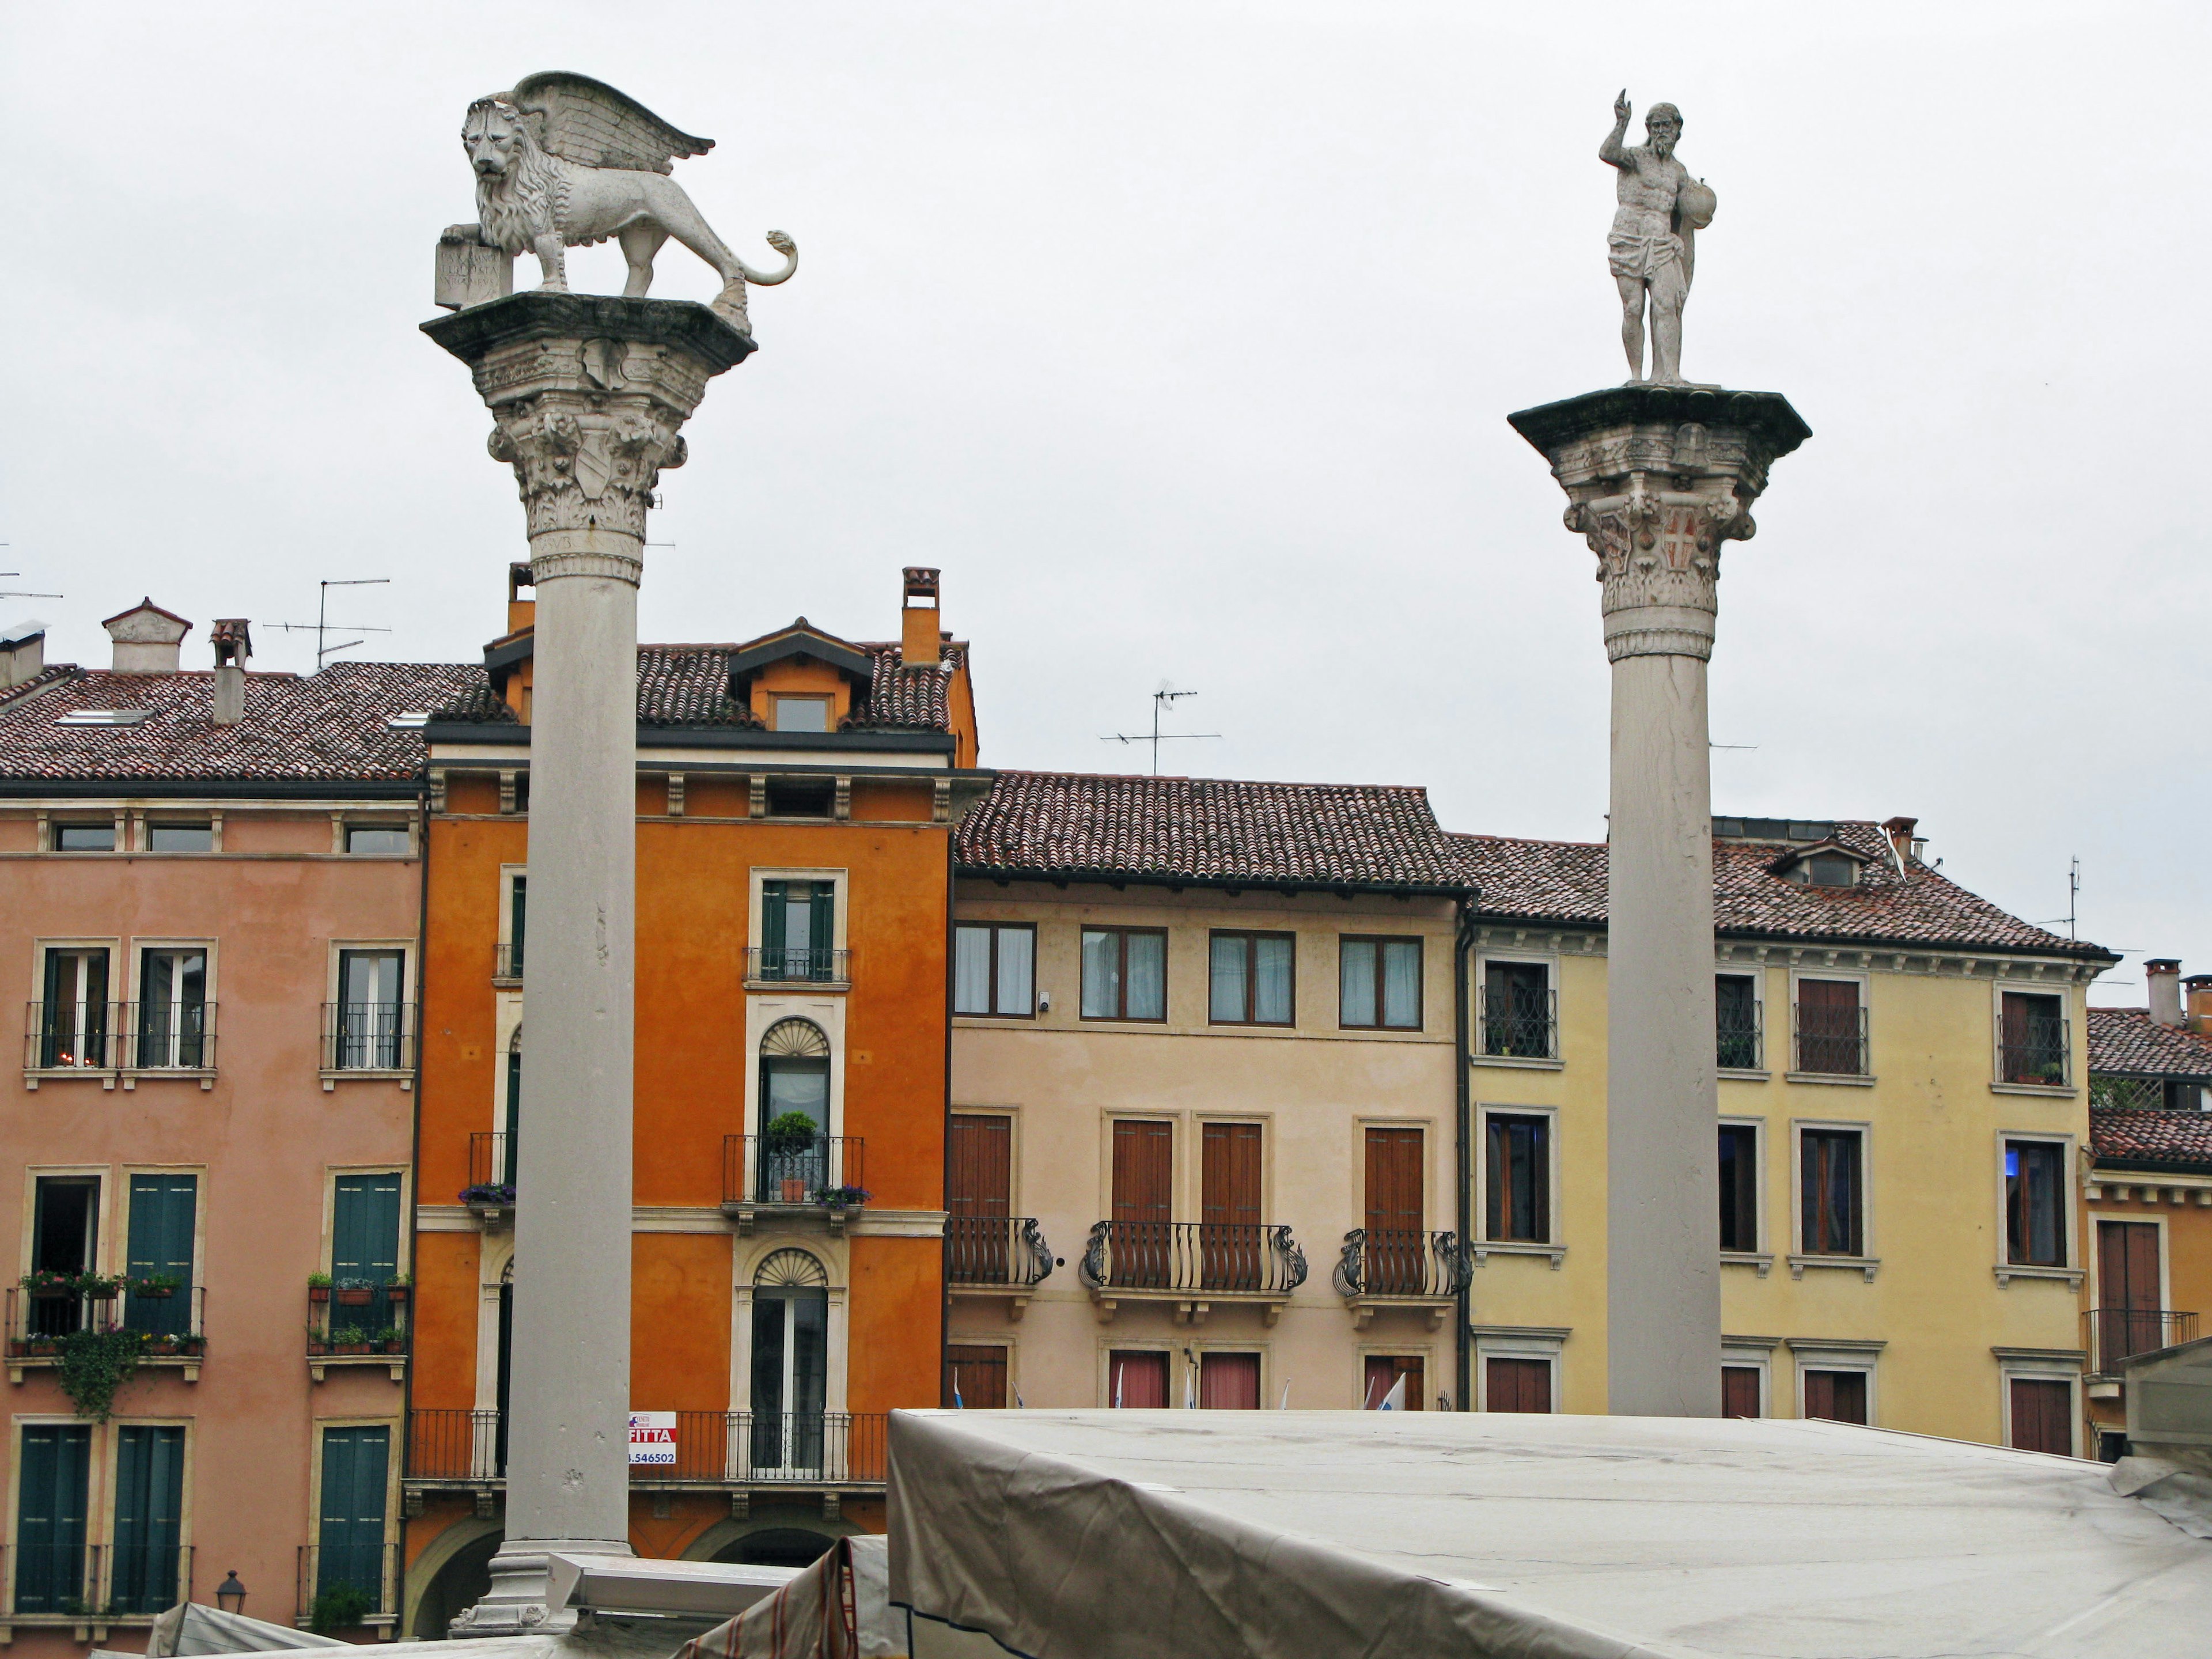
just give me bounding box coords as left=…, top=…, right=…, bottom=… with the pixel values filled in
left=1721, top=1365, right=1762, bottom=1418
left=2008, top=1377, right=2069, bottom=1455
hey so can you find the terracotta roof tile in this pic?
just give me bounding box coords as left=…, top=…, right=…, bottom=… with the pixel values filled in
left=2090, top=1107, right=2212, bottom=1171
left=0, top=661, right=485, bottom=783
left=2088, top=1007, right=2212, bottom=1078
left=956, top=771, right=1474, bottom=890
left=1453, top=823, right=2111, bottom=960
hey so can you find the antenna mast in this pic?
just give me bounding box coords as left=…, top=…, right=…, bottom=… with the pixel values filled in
left=271, top=578, right=393, bottom=669
left=1101, top=685, right=1223, bottom=775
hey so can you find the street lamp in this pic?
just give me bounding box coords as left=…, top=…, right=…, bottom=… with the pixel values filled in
left=215, top=1571, right=247, bottom=1615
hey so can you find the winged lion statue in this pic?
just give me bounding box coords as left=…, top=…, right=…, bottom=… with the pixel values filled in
left=441, top=72, right=796, bottom=331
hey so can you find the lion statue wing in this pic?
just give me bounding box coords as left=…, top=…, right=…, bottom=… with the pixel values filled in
left=502, top=70, right=712, bottom=176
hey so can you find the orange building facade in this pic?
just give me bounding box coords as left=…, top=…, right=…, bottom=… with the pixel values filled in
left=401, top=570, right=982, bottom=1636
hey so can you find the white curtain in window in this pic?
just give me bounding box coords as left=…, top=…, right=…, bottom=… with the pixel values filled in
left=995, top=928, right=1034, bottom=1015
left=1125, top=934, right=1166, bottom=1020
left=1210, top=937, right=1247, bottom=1022
left=1381, top=941, right=1421, bottom=1028
left=953, top=926, right=993, bottom=1015
left=1340, top=940, right=1377, bottom=1026
left=1253, top=938, right=1293, bottom=1024
left=1081, top=931, right=1120, bottom=1018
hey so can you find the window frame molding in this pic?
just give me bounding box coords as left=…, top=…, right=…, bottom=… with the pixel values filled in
left=1714, top=966, right=1768, bottom=1080
left=1786, top=967, right=1874, bottom=1085
left=1721, top=1335, right=1779, bottom=1418
left=1994, top=1350, right=2085, bottom=1457
left=1472, top=948, right=1560, bottom=1069
left=1717, top=1116, right=1770, bottom=1273
left=1787, top=1117, right=1879, bottom=1281
left=1190, top=1112, right=1273, bottom=1229
left=493, top=864, right=527, bottom=986
left=322, top=940, right=418, bottom=1089
left=1188, top=1340, right=1272, bottom=1411
left=46, top=812, right=127, bottom=855
left=1989, top=982, right=2077, bottom=1097
left=1099, top=1111, right=1179, bottom=1224
left=123, top=940, right=218, bottom=1089
left=1097, top=1339, right=1176, bottom=1409
left=20, top=1166, right=114, bottom=1286
left=730, top=1238, right=850, bottom=1417
left=1472, top=1103, right=1563, bottom=1266
left=1205, top=929, right=1298, bottom=1029
left=24, top=938, right=125, bottom=1086
left=303, top=1415, right=403, bottom=1629
left=1078, top=926, right=1169, bottom=1024
left=1337, top=934, right=1427, bottom=1034
left=1994, top=1131, right=2081, bottom=1286
left=1354, top=1344, right=1441, bottom=1412
left=1471, top=1325, right=1568, bottom=1414
left=953, top=922, right=1037, bottom=1020
left=1789, top=1336, right=1884, bottom=1424
left=332, top=814, right=418, bottom=857
left=2086, top=1207, right=2172, bottom=1327
left=747, top=867, right=852, bottom=990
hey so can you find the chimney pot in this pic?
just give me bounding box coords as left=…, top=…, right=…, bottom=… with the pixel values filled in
left=2147, top=959, right=2184, bottom=1028
left=1, top=620, right=47, bottom=688
left=103, top=598, right=192, bottom=674
left=210, top=621, right=250, bottom=726
left=901, top=567, right=942, bottom=670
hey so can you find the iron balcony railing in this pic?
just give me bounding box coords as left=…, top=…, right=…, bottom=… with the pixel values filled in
left=23, top=1000, right=124, bottom=1071
left=723, top=1134, right=866, bottom=1207
left=297, top=1542, right=398, bottom=1622
left=1478, top=987, right=1558, bottom=1060
left=468, top=1131, right=519, bottom=1192
left=1080, top=1220, right=1308, bottom=1296
left=945, top=1217, right=1054, bottom=1287
left=2085, top=1307, right=2199, bottom=1373
left=308, top=1285, right=408, bottom=1357
left=407, top=1408, right=505, bottom=1481
left=6, top=1286, right=207, bottom=1354
left=657, top=1412, right=889, bottom=1485
left=124, top=1000, right=217, bottom=1071
left=4, top=1543, right=192, bottom=1619
left=1793, top=1003, right=1869, bottom=1076
left=320, top=1002, right=418, bottom=1073
left=493, top=942, right=524, bottom=982
left=1716, top=1007, right=1763, bottom=1071
left=744, top=946, right=851, bottom=985
left=1331, top=1229, right=1469, bottom=1298
left=1999, top=1023, right=2072, bottom=1088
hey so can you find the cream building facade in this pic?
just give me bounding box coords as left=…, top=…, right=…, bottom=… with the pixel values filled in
left=949, top=783, right=2119, bottom=1452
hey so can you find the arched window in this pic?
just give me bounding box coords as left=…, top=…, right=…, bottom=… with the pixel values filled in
left=750, top=1249, right=828, bottom=1475
left=757, top=1021, right=831, bottom=1202
left=503, top=1025, right=522, bottom=1184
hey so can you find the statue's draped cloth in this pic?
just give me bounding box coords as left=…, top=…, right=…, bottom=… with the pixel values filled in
left=1607, top=205, right=1684, bottom=285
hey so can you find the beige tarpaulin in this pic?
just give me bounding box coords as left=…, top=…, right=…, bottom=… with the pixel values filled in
left=672, top=1539, right=903, bottom=1659
left=885, top=1410, right=2212, bottom=1658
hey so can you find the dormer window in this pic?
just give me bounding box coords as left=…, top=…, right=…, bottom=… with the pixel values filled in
left=772, top=695, right=830, bottom=733
left=1799, top=853, right=1857, bottom=888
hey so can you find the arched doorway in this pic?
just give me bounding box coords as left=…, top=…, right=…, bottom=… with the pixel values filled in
left=711, top=1527, right=837, bottom=1569
left=756, top=1020, right=831, bottom=1200
left=751, top=1248, right=828, bottom=1475
left=409, top=1527, right=501, bottom=1639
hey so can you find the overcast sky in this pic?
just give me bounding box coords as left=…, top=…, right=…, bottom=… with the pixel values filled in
left=5, top=3, right=2203, bottom=1000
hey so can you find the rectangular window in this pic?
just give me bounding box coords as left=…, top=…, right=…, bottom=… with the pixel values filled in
left=1716, top=974, right=1761, bottom=1070
left=946, top=1115, right=1013, bottom=1283
left=2005, top=1141, right=2066, bottom=1267
left=335, top=950, right=406, bottom=1069
left=763, top=778, right=833, bottom=818
left=1804, top=1368, right=1868, bottom=1425
left=760, top=880, right=836, bottom=981
left=1363, top=1126, right=1425, bottom=1293
left=344, top=824, right=410, bottom=854
left=1208, top=932, right=1294, bottom=1025
left=126, top=1173, right=197, bottom=1336
left=1485, top=1356, right=1552, bottom=1413
left=1108, top=1350, right=1168, bottom=1408
left=944, top=1344, right=1008, bottom=1409
left=111, top=1425, right=185, bottom=1613
left=1109, top=1120, right=1173, bottom=1289
left=1718, top=1124, right=1759, bottom=1253
left=316, top=1426, right=391, bottom=1601
left=1480, top=961, right=1552, bottom=1057
left=146, top=822, right=211, bottom=853
left=1200, top=1122, right=1263, bottom=1289
left=2001, top=991, right=2068, bottom=1085
left=1364, top=1354, right=1425, bottom=1411
left=2096, top=1219, right=2164, bottom=1369
left=1794, top=979, right=1865, bottom=1075
left=1199, top=1352, right=1261, bottom=1409
left=2009, top=1377, right=2071, bottom=1455
left=1340, top=937, right=1422, bottom=1031
left=332, top=1174, right=402, bottom=1332
left=52, top=821, right=115, bottom=852
left=136, top=948, right=208, bottom=1069
left=1485, top=1113, right=1551, bottom=1243
left=14, top=1423, right=93, bottom=1613
left=1721, top=1365, right=1763, bottom=1419
left=39, top=946, right=111, bottom=1068
left=507, top=875, right=527, bottom=978
left=771, top=695, right=831, bottom=733
left=1800, top=1129, right=1863, bottom=1256
left=28, top=1176, right=97, bottom=1339
left=953, top=923, right=1033, bottom=1017
left=1081, top=928, right=1166, bottom=1021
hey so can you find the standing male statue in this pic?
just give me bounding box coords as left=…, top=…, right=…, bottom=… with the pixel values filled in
left=1601, top=92, right=1716, bottom=385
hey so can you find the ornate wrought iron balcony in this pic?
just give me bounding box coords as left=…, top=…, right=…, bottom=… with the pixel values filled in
left=945, top=1217, right=1054, bottom=1287
left=1332, top=1229, right=1468, bottom=1327
left=1080, top=1220, right=1306, bottom=1322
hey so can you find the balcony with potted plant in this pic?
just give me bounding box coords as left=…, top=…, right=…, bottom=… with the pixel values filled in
left=721, top=1126, right=866, bottom=1235
left=306, top=1277, right=408, bottom=1382
left=6, top=1275, right=208, bottom=1386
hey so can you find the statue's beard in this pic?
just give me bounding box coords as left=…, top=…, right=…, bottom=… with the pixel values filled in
left=1650, top=134, right=1677, bottom=159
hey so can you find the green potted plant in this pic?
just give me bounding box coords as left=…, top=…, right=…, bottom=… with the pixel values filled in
left=21, top=1268, right=77, bottom=1301
left=131, top=1272, right=179, bottom=1301
left=814, top=1185, right=872, bottom=1210
left=373, top=1325, right=405, bottom=1354
left=334, top=1277, right=374, bottom=1307
left=307, top=1322, right=329, bottom=1355
left=329, top=1325, right=370, bottom=1355
left=384, top=1274, right=411, bottom=1305
left=308, top=1272, right=333, bottom=1304
left=78, top=1274, right=123, bottom=1305
left=309, top=1582, right=375, bottom=1635
left=764, top=1111, right=820, bottom=1202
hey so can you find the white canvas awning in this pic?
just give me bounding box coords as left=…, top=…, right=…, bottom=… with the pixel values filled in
left=885, top=1410, right=2212, bottom=1658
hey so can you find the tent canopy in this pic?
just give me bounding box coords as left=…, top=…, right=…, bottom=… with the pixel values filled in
left=886, top=1410, right=2211, bottom=1659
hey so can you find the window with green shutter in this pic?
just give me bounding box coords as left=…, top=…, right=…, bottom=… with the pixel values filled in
left=111, top=1426, right=185, bottom=1612
left=316, top=1427, right=390, bottom=1600
left=332, top=1175, right=402, bottom=1333
left=14, top=1424, right=91, bottom=1613
left=126, top=1174, right=196, bottom=1336
left=759, top=880, right=836, bottom=981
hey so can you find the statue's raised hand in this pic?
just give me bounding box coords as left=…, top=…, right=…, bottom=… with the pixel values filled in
left=1614, top=89, right=1631, bottom=124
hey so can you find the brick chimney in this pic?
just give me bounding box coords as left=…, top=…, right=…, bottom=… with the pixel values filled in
left=2147, top=959, right=2184, bottom=1027
left=103, top=599, right=192, bottom=673
left=210, top=619, right=252, bottom=726
left=2185, top=975, right=2212, bottom=1036
left=1880, top=815, right=1919, bottom=872
left=901, top=567, right=941, bottom=669
left=1, top=620, right=46, bottom=688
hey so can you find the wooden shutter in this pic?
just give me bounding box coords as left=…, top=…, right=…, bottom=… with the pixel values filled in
left=945, top=1344, right=1008, bottom=1410
left=333, top=1175, right=402, bottom=1331
left=1364, top=1128, right=1424, bottom=1294
left=948, top=1115, right=1013, bottom=1282
left=1202, top=1124, right=1262, bottom=1227
left=112, top=1426, right=185, bottom=1611
left=126, top=1175, right=196, bottom=1337
left=1199, top=1352, right=1261, bottom=1410
left=809, top=884, right=835, bottom=959
left=2098, top=1219, right=2162, bottom=1367
left=760, top=881, right=788, bottom=955
left=1112, top=1120, right=1173, bottom=1288
left=1109, top=1350, right=1168, bottom=1408
left=15, top=1424, right=92, bottom=1612
left=2009, top=1378, right=2071, bottom=1455
left=317, top=1427, right=391, bottom=1596
left=1804, top=1369, right=1868, bottom=1425
left=1364, top=1354, right=1425, bottom=1411
left=1486, top=1357, right=1551, bottom=1414
left=1721, top=1365, right=1762, bottom=1419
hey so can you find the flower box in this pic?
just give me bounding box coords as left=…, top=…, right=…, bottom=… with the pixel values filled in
left=335, top=1342, right=370, bottom=1356
left=308, top=1285, right=332, bottom=1304
left=334, top=1286, right=374, bottom=1307
left=384, top=1285, right=410, bottom=1304
left=27, top=1282, right=74, bottom=1301
left=135, top=1285, right=176, bottom=1300
left=779, top=1177, right=808, bottom=1203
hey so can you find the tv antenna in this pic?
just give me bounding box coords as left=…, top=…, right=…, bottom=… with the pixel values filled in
left=2039, top=857, right=2081, bottom=941
left=0, top=569, right=63, bottom=603
left=1101, top=684, right=1221, bottom=775
left=271, top=578, right=392, bottom=670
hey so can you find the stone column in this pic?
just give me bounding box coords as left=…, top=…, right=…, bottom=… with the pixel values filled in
left=1507, top=386, right=1809, bottom=1417
left=425, top=293, right=753, bottom=1631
